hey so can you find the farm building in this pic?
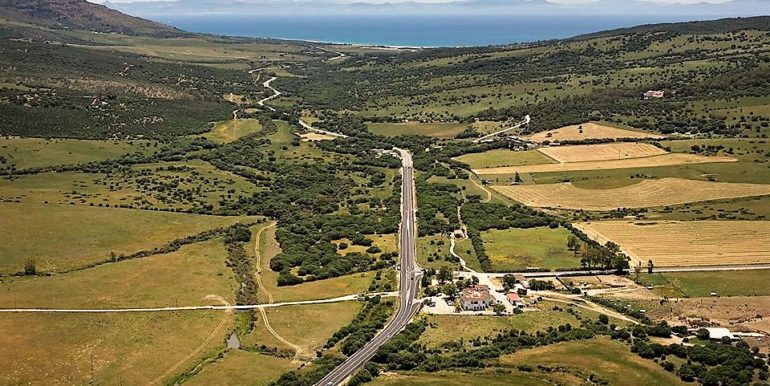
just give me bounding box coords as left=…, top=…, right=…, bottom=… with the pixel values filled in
left=506, top=292, right=525, bottom=309
left=460, top=285, right=494, bottom=311
left=702, top=328, right=737, bottom=341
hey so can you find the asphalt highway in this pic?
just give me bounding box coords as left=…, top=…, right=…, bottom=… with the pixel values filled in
left=315, top=148, right=422, bottom=386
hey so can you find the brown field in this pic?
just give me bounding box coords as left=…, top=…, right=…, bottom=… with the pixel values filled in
left=538, top=143, right=667, bottom=163
left=492, top=178, right=770, bottom=210
left=526, top=122, right=664, bottom=143
left=574, top=220, right=770, bottom=267
left=474, top=153, right=737, bottom=175
left=300, top=132, right=337, bottom=141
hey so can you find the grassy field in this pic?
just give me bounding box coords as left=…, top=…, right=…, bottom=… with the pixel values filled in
left=661, top=270, right=770, bottom=297
left=0, top=203, right=256, bottom=274
left=420, top=303, right=594, bottom=348
left=185, top=350, right=297, bottom=386
left=255, top=224, right=376, bottom=303
left=371, top=371, right=553, bottom=386
left=484, top=137, right=770, bottom=190
left=643, top=195, right=770, bottom=221
left=0, top=311, right=233, bottom=385
left=243, top=301, right=363, bottom=355
left=455, top=149, right=555, bottom=169
left=481, top=227, right=578, bottom=271
left=416, top=234, right=459, bottom=271
left=367, top=122, right=469, bottom=138
left=500, top=337, right=685, bottom=386
left=202, top=119, right=262, bottom=143
left=333, top=234, right=398, bottom=257
left=492, top=178, right=770, bottom=211
left=0, top=137, right=155, bottom=169
left=0, top=239, right=236, bottom=308
left=0, top=159, right=262, bottom=211
left=575, top=220, right=770, bottom=267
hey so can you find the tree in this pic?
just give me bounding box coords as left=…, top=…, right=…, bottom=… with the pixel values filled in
left=513, top=172, right=522, bottom=183
left=647, top=259, right=655, bottom=274
left=441, top=283, right=458, bottom=298
left=24, top=258, right=36, bottom=276
left=492, top=303, right=507, bottom=316
left=437, top=266, right=452, bottom=284
left=502, top=274, right=518, bottom=290
left=567, top=235, right=580, bottom=254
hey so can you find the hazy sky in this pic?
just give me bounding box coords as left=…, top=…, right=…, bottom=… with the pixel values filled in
left=88, top=0, right=735, bottom=4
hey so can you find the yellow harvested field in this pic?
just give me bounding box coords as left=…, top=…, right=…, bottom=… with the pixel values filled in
left=526, top=122, right=663, bottom=143
left=474, top=153, right=737, bottom=175
left=574, top=220, right=770, bottom=267
left=538, top=143, right=667, bottom=163
left=492, top=178, right=770, bottom=210
left=300, top=132, right=336, bottom=141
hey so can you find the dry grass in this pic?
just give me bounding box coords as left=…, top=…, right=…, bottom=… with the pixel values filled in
left=500, top=337, right=685, bottom=386
left=0, top=203, right=256, bottom=274
left=185, top=350, right=296, bottom=386
left=0, top=311, right=232, bottom=385
left=574, top=220, right=770, bottom=267
left=537, top=143, right=667, bottom=163
left=492, top=178, right=770, bottom=210
left=243, top=301, right=363, bottom=355
left=203, top=119, right=262, bottom=143
left=525, top=122, right=664, bottom=143
left=300, top=132, right=337, bottom=141
left=0, top=239, right=236, bottom=309
left=474, top=153, right=737, bottom=175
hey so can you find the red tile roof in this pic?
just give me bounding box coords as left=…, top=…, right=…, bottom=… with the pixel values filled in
left=506, top=293, right=522, bottom=302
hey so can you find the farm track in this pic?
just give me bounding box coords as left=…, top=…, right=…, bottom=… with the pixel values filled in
left=150, top=295, right=233, bottom=385
left=0, top=293, right=399, bottom=314
left=252, top=221, right=304, bottom=360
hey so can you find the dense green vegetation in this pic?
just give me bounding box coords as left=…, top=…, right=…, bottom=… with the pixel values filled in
left=280, top=17, right=770, bottom=138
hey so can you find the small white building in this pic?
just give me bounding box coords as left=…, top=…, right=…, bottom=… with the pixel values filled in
left=460, top=285, right=494, bottom=311
left=703, top=327, right=737, bottom=341
left=644, top=90, right=665, bottom=99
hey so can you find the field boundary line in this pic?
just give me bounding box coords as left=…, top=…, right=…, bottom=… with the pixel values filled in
left=535, top=148, right=564, bottom=163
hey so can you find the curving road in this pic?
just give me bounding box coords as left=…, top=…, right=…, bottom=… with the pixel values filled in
left=315, top=148, right=422, bottom=386
left=257, top=76, right=280, bottom=112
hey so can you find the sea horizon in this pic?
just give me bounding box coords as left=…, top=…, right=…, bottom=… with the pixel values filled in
left=153, top=14, right=726, bottom=47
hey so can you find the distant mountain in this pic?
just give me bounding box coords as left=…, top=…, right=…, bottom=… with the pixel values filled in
left=0, top=0, right=183, bottom=36
left=105, top=0, right=770, bottom=17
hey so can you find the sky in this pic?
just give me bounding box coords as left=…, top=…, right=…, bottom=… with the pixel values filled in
left=88, top=0, right=735, bottom=4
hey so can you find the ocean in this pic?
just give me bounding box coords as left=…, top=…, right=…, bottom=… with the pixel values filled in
left=156, top=14, right=715, bottom=47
